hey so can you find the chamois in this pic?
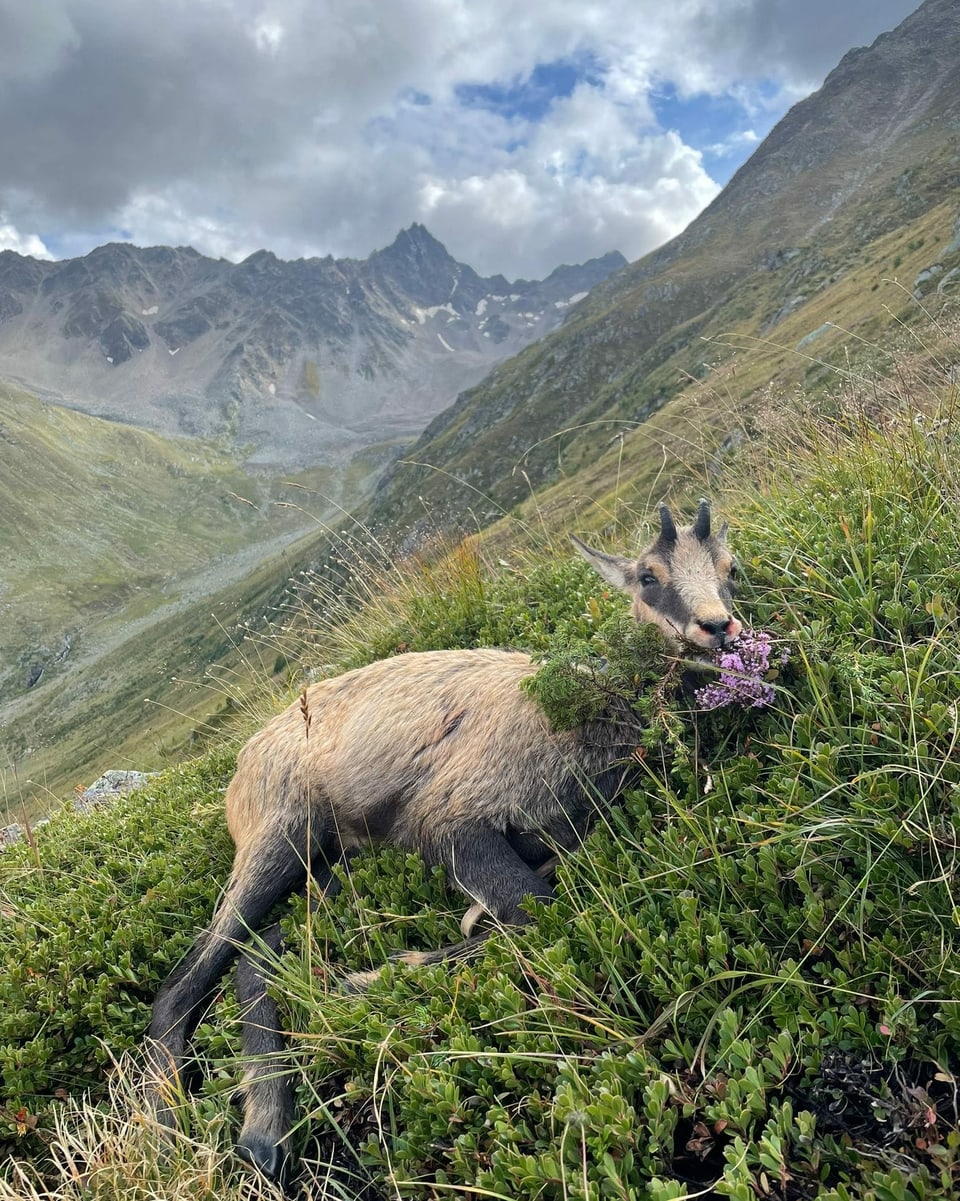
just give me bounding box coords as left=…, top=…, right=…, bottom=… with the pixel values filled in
left=145, top=499, right=740, bottom=1183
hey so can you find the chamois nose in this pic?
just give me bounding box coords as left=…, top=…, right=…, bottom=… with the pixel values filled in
left=698, top=617, right=737, bottom=644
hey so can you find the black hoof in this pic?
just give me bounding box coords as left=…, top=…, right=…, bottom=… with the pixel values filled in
left=236, top=1134, right=290, bottom=1190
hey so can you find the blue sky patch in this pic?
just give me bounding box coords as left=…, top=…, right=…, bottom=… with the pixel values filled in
left=456, top=57, right=598, bottom=122
left=650, top=80, right=785, bottom=182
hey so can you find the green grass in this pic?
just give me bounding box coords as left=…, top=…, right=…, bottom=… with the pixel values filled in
left=2, top=350, right=960, bottom=1199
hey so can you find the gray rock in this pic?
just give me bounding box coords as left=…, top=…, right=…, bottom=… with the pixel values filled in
left=945, top=212, right=960, bottom=256
left=1, top=769, right=157, bottom=850
left=937, top=266, right=960, bottom=294
left=72, top=769, right=158, bottom=814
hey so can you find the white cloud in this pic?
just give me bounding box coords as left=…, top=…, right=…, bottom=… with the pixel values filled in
left=705, top=128, right=761, bottom=160
left=0, top=217, right=52, bottom=259
left=0, top=0, right=920, bottom=276
left=417, top=89, right=719, bottom=275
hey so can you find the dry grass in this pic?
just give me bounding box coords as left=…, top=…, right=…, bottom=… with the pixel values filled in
left=0, top=1052, right=369, bottom=1201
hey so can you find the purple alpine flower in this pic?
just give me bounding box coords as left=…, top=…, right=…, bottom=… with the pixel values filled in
left=694, top=627, right=787, bottom=710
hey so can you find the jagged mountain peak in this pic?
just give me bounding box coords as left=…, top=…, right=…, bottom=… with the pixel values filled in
left=368, top=224, right=466, bottom=308
left=379, top=222, right=451, bottom=257
left=240, top=248, right=281, bottom=268
left=0, top=226, right=624, bottom=469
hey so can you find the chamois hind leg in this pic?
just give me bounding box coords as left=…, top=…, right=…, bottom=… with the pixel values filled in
left=146, top=815, right=328, bottom=1125
left=233, top=922, right=293, bottom=1185
left=234, top=859, right=340, bottom=1185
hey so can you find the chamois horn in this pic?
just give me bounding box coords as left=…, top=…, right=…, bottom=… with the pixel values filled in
left=693, top=497, right=711, bottom=541
left=658, top=503, right=678, bottom=543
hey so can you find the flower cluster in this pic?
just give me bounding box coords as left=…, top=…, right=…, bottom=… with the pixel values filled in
left=694, top=627, right=788, bottom=711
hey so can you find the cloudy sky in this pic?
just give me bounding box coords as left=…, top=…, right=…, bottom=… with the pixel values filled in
left=0, top=0, right=919, bottom=278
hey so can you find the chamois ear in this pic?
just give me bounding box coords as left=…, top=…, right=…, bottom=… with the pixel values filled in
left=569, top=534, right=636, bottom=592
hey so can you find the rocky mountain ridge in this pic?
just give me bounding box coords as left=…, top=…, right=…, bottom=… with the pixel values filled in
left=0, top=227, right=624, bottom=469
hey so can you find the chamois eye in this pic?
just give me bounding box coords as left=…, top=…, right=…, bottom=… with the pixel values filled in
left=639, top=572, right=659, bottom=588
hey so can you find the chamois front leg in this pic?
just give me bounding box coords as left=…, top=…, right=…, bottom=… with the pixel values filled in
left=444, top=823, right=557, bottom=927
left=461, top=851, right=560, bottom=937
left=342, top=826, right=557, bottom=990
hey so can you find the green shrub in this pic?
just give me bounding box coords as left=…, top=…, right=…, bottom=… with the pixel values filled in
left=521, top=612, right=671, bottom=733
left=0, top=753, right=235, bottom=1161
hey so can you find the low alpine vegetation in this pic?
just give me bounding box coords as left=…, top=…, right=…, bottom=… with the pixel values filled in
left=1, top=383, right=959, bottom=1200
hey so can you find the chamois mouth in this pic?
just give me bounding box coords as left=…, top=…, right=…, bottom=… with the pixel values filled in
left=689, top=617, right=742, bottom=653
left=669, top=637, right=714, bottom=666
left=681, top=626, right=741, bottom=660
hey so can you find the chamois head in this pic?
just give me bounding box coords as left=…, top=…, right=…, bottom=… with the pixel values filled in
left=571, top=498, right=741, bottom=652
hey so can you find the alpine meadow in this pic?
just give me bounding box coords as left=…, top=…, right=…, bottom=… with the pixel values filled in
left=2, top=1, right=960, bottom=1199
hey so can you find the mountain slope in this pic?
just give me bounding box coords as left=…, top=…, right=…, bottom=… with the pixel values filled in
left=0, top=230, right=624, bottom=469
left=0, top=382, right=308, bottom=715
left=367, top=0, right=960, bottom=539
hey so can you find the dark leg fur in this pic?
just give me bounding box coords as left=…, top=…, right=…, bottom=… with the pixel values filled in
left=342, top=828, right=558, bottom=991
left=146, top=818, right=328, bottom=1127
left=444, top=824, right=556, bottom=925
left=234, top=922, right=293, bottom=1186
left=460, top=852, right=559, bottom=937
left=506, top=827, right=557, bottom=868
left=233, top=859, right=340, bottom=1186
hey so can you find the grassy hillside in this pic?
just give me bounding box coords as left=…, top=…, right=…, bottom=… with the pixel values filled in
left=0, top=383, right=400, bottom=821
left=1, top=335, right=959, bottom=1200
left=0, top=529, right=325, bottom=824
left=0, top=381, right=273, bottom=661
